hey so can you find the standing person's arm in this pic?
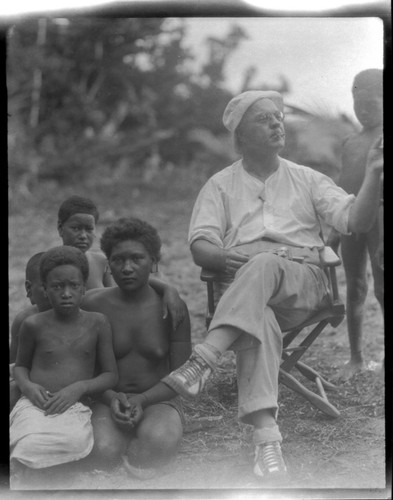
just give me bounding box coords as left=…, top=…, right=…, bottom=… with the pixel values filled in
left=44, top=315, right=118, bottom=415
left=14, top=320, right=50, bottom=409
left=348, top=138, right=383, bottom=233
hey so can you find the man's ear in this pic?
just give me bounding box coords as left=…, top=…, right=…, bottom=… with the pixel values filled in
left=25, top=280, right=32, bottom=299
left=57, top=220, right=63, bottom=236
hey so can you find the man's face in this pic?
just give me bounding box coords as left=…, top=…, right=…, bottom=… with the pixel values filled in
left=109, top=239, right=154, bottom=293
left=44, top=264, right=85, bottom=316
left=237, top=98, right=285, bottom=154
left=58, top=213, right=96, bottom=252
left=353, top=89, right=383, bottom=130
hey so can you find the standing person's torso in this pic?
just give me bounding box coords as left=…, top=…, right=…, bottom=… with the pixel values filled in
left=339, top=127, right=382, bottom=195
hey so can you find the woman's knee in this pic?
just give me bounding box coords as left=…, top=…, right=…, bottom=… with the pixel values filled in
left=136, top=416, right=182, bottom=458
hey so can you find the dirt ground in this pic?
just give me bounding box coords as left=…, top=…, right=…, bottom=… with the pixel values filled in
left=8, top=183, right=388, bottom=498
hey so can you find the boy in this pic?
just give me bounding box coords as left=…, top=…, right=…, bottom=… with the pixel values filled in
left=10, top=246, right=118, bottom=471
left=58, top=195, right=185, bottom=329
left=328, top=69, right=384, bottom=378
left=10, top=253, right=52, bottom=410
left=81, top=218, right=191, bottom=478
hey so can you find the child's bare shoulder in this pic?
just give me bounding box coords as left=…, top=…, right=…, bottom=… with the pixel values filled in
left=19, top=309, right=53, bottom=331
left=83, top=287, right=114, bottom=306
left=12, top=305, right=39, bottom=328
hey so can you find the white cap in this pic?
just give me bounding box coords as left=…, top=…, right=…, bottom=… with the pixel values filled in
left=223, top=90, right=284, bottom=132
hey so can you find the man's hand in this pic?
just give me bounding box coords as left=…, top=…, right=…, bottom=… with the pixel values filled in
left=24, top=382, right=51, bottom=410
left=162, top=286, right=185, bottom=331
left=326, top=229, right=341, bottom=253
left=224, top=249, right=250, bottom=275
left=43, top=382, right=84, bottom=415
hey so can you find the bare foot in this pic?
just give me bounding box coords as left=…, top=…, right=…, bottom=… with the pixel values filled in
left=335, top=359, right=364, bottom=380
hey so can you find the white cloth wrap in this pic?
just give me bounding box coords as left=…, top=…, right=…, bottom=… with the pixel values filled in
left=10, top=396, right=94, bottom=469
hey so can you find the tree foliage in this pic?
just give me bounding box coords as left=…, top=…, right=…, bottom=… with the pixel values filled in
left=7, top=17, right=248, bottom=186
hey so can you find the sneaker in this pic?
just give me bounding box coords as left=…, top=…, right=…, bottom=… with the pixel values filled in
left=253, top=441, right=288, bottom=482
left=162, top=352, right=212, bottom=398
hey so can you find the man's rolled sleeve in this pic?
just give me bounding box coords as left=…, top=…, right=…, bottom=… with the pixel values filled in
left=311, top=171, right=356, bottom=235
left=188, top=180, right=226, bottom=248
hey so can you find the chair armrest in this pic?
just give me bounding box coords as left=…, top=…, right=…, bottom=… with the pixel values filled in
left=319, top=246, right=341, bottom=267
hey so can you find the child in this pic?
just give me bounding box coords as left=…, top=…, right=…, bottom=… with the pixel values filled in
left=10, top=253, right=51, bottom=363
left=10, top=246, right=118, bottom=471
left=81, top=218, right=191, bottom=477
left=57, top=195, right=185, bottom=329
left=329, top=69, right=384, bottom=378
left=57, top=195, right=112, bottom=289
left=9, top=253, right=51, bottom=410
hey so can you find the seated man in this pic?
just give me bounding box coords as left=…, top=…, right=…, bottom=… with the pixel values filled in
left=81, top=217, right=191, bottom=478
left=57, top=195, right=185, bottom=328
left=10, top=246, right=118, bottom=471
left=162, top=90, right=383, bottom=482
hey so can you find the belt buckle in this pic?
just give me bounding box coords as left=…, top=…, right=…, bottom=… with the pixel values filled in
left=273, top=246, right=291, bottom=259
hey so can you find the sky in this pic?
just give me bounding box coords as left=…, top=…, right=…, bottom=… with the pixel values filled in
left=183, top=17, right=384, bottom=121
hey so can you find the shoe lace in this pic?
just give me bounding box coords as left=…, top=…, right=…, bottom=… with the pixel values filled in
left=181, top=355, right=209, bottom=382
left=260, top=442, right=282, bottom=472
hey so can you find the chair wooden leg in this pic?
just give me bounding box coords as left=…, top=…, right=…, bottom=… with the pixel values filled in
left=279, top=368, right=340, bottom=418
left=281, top=353, right=338, bottom=392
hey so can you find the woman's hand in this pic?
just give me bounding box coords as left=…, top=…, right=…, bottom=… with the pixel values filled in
left=110, top=392, right=144, bottom=430
left=43, top=382, right=84, bottom=415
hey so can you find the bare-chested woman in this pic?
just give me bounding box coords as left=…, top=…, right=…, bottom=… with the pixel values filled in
left=81, top=217, right=191, bottom=477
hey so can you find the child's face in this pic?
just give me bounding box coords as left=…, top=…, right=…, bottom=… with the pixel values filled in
left=353, top=90, right=383, bottom=130
left=44, top=264, right=85, bottom=315
left=109, top=239, right=154, bottom=293
left=25, top=276, right=51, bottom=312
left=58, top=213, right=96, bottom=252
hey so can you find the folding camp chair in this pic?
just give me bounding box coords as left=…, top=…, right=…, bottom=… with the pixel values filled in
left=200, top=246, right=345, bottom=419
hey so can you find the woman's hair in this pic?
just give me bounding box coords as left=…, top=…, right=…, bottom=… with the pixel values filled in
left=40, top=246, right=89, bottom=284
left=100, top=217, right=161, bottom=261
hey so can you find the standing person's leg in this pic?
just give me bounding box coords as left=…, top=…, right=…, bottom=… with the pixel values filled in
left=340, top=234, right=368, bottom=377
left=366, top=222, right=384, bottom=314
left=366, top=222, right=384, bottom=374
